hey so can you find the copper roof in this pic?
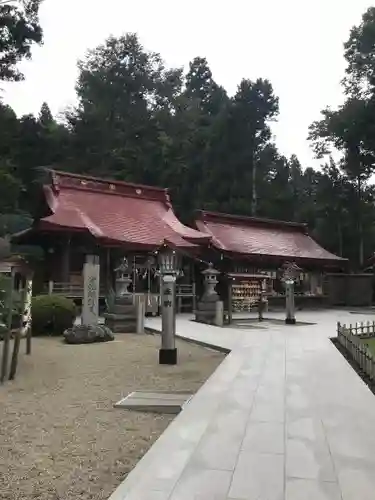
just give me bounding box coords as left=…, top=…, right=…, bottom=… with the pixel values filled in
left=22, top=171, right=210, bottom=250
left=195, top=210, right=346, bottom=264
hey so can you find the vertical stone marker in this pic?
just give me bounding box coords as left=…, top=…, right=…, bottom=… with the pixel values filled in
left=82, top=255, right=100, bottom=326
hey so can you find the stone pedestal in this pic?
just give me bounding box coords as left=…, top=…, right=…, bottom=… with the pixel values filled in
left=104, top=293, right=137, bottom=333
left=104, top=257, right=139, bottom=333
left=195, top=264, right=222, bottom=326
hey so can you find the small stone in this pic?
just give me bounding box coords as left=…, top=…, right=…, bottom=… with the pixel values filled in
left=63, top=325, right=114, bottom=344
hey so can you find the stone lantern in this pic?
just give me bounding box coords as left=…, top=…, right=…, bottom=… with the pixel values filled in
left=114, top=257, right=132, bottom=301
left=104, top=256, right=137, bottom=333
left=201, top=263, right=220, bottom=302
left=196, top=263, right=222, bottom=325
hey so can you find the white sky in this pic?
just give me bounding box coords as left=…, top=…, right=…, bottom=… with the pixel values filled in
left=2, top=0, right=374, bottom=168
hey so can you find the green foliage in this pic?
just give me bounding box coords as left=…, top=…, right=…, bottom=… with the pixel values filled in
left=343, top=7, right=375, bottom=96
left=31, top=294, right=76, bottom=336
left=308, top=7, right=375, bottom=266
left=0, top=0, right=43, bottom=81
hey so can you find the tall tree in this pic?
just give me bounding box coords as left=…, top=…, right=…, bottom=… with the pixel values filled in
left=68, top=33, right=168, bottom=184
left=343, top=7, right=375, bottom=96
left=223, top=78, right=279, bottom=215
left=309, top=92, right=375, bottom=265
left=0, top=0, right=43, bottom=81
left=170, top=57, right=228, bottom=216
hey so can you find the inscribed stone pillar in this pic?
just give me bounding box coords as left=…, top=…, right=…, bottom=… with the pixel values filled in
left=285, top=281, right=296, bottom=325
left=82, top=255, right=100, bottom=326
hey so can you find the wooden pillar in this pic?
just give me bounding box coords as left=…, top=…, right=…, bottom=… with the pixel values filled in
left=61, top=235, right=71, bottom=284
left=228, top=282, right=233, bottom=325
left=0, top=268, right=15, bottom=383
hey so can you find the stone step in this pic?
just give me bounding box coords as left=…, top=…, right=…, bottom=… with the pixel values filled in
left=104, top=313, right=137, bottom=321
left=112, top=304, right=136, bottom=314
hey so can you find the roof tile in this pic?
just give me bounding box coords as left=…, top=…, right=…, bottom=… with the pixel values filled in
left=196, top=211, right=345, bottom=263
left=37, top=171, right=209, bottom=250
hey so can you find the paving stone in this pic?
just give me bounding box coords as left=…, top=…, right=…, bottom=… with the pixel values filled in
left=114, top=391, right=193, bottom=414
left=169, top=467, right=232, bottom=500
left=286, top=478, right=342, bottom=500
left=286, top=438, right=337, bottom=482
left=229, top=451, right=284, bottom=500
left=242, top=421, right=285, bottom=454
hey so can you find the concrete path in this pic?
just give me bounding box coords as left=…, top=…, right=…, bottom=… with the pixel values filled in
left=109, top=310, right=375, bottom=500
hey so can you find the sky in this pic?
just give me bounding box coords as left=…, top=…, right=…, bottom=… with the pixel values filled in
left=2, top=0, right=375, bottom=168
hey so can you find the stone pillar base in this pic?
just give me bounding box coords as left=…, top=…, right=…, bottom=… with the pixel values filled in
left=285, top=317, right=296, bottom=325
left=159, top=348, right=177, bottom=365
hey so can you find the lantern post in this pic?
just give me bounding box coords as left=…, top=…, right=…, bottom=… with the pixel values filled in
left=157, top=245, right=180, bottom=365
left=281, top=262, right=301, bottom=325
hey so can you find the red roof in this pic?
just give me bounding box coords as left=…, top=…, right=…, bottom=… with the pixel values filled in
left=28, top=171, right=210, bottom=250
left=195, top=211, right=346, bottom=264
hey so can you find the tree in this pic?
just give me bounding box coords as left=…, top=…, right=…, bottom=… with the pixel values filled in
left=0, top=0, right=43, bottom=81
left=38, top=101, right=53, bottom=127
left=309, top=94, right=375, bottom=267
left=343, top=7, right=375, bottom=96
left=168, top=57, right=228, bottom=217
left=222, top=78, right=279, bottom=215
left=68, top=33, right=167, bottom=184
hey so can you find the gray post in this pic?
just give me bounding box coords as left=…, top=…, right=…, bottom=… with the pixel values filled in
left=214, top=301, right=224, bottom=327
left=159, top=274, right=177, bottom=364
left=285, top=281, right=296, bottom=325
left=136, top=295, right=145, bottom=334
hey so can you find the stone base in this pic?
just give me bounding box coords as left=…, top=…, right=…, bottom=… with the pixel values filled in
left=104, top=298, right=137, bottom=333
left=104, top=316, right=137, bottom=333
left=285, top=317, right=296, bottom=325
left=159, top=348, right=177, bottom=365
left=195, top=300, right=217, bottom=325
left=64, top=324, right=114, bottom=344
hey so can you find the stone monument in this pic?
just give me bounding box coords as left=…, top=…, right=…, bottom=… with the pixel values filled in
left=195, top=264, right=223, bottom=326
left=104, top=257, right=137, bottom=333
left=82, top=255, right=100, bottom=326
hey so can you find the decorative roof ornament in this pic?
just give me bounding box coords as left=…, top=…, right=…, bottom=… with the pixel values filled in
left=114, top=257, right=129, bottom=279
left=280, top=261, right=302, bottom=283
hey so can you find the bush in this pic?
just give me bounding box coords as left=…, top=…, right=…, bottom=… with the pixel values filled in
left=32, top=295, right=77, bottom=336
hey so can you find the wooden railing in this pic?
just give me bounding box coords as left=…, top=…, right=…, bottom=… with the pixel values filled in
left=46, top=282, right=106, bottom=298
left=43, top=281, right=197, bottom=312
left=337, top=321, right=375, bottom=381
left=176, top=283, right=196, bottom=313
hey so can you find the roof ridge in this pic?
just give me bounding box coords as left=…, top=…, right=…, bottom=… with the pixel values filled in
left=196, top=210, right=307, bottom=231
left=48, top=169, right=170, bottom=205
left=50, top=169, right=167, bottom=192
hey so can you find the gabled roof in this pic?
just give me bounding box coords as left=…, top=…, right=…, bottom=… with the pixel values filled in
left=195, top=210, right=346, bottom=264
left=16, top=170, right=210, bottom=250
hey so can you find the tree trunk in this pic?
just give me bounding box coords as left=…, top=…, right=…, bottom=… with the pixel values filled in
left=251, top=158, right=257, bottom=216
left=337, top=219, right=343, bottom=257
left=357, top=175, right=364, bottom=267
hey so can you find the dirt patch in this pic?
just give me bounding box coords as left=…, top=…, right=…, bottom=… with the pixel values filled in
left=0, top=334, right=224, bottom=500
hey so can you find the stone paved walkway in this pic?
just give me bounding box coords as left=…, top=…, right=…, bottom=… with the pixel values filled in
left=109, top=310, right=375, bottom=500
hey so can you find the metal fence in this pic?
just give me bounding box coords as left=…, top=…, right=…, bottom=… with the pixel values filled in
left=337, top=321, right=375, bottom=381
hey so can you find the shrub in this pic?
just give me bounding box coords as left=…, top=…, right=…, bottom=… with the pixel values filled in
left=32, top=295, right=77, bottom=336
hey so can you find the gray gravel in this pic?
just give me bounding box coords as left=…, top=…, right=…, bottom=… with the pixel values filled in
left=0, top=334, right=224, bottom=500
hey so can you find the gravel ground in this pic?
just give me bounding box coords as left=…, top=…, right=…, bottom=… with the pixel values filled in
left=0, top=334, right=224, bottom=500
